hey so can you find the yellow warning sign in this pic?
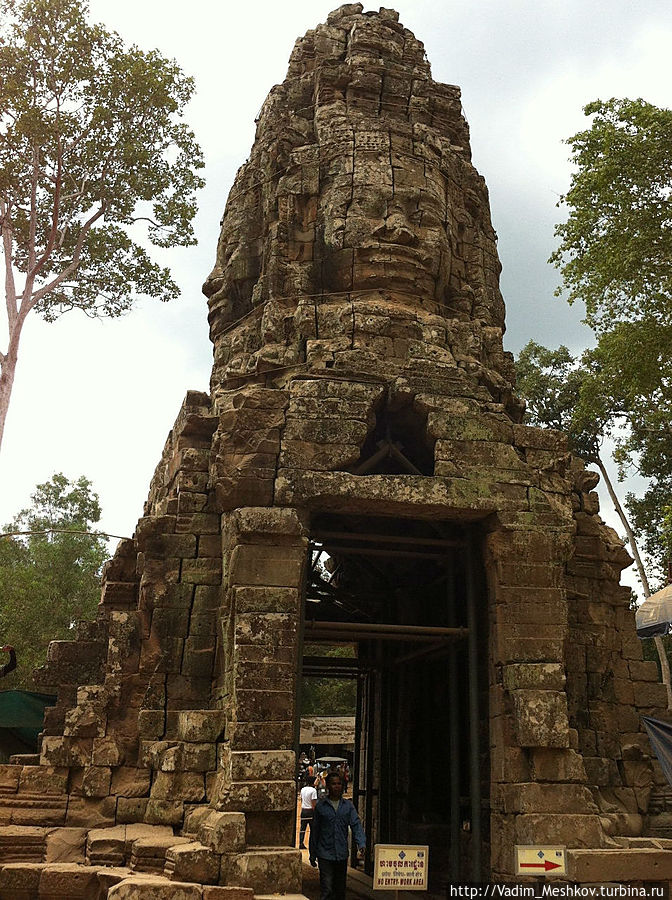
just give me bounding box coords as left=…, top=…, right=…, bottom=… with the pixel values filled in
left=515, top=845, right=566, bottom=876
left=373, top=844, right=429, bottom=891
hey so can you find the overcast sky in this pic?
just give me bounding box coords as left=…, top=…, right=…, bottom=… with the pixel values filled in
left=1, top=0, right=671, bottom=591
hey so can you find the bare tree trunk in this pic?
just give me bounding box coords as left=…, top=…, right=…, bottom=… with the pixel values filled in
left=595, top=455, right=672, bottom=710
left=0, top=318, right=24, bottom=453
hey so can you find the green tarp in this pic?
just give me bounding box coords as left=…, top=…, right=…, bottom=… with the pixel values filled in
left=0, top=690, right=56, bottom=758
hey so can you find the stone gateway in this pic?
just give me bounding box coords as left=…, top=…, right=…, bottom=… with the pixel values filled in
left=0, top=5, right=669, bottom=897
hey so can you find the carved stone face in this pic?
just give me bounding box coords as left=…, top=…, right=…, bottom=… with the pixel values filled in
left=319, top=146, right=452, bottom=300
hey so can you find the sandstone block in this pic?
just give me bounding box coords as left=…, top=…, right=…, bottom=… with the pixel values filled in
left=92, top=736, right=125, bottom=766
left=108, top=876, right=203, bottom=899
left=112, top=767, right=152, bottom=798
left=529, top=749, right=587, bottom=783
left=81, top=765, right=112, bottom=798
left=199, top=812, right=246, bottom=853
left=176, top=712, right=226, bottom=744
left=214, top=779, right=295, bottom=812
left=138, top=710, right=165, bottom=741
left=244, top=810, right=294, bottom=847
left=117, top=799, right=149, bottom=824
left=229, top=750, right=295, bottom=782
left=511, top=690, right=570, bottom=748
left=222, top=848, right=301, bottom=894
left=229, top=546, right=304, bottom=587
left=181, top=559, right=222, bottom=585
left=232, top=586, right=299, bottom=614
left=176, top=513, right=220, bottom=534
left=131, top=834, right=193, bottom=874
left=0, top=862, right=44, bottom=900
left=203, top=888, right=253, bottom=900
left=151, top=772, right=206, bottom=802
left=497, top=782, right=597, bottom=814
left=229, top=720, right=294, bottom=751
left=40, top=737, right=92, bottom=768
left=0, top=826, right=47, bottom=863
left=87, top=825, right=126, bottom=866
left=38, top=862, right=102, bottom=897
left=503, top=663, right=565, bottom=691
left=144, top=800, right=184, bottom=826
left=234, top=689, right=294, bottom=721
left=158, top=743, right=217, bottom=773
left=65, top=796, right=116, bottom=828
left=514, top=813, right=605, bottom=848
left=230, top=507, right=307, bottom=538
left=568, top=848, right=672, bottom=881
left=45, top=827, right=87, bottom=863
left=633, top=681, right=668, bottom=708
left=19, top=765, right=68, bottom=795
left=0, top=765, right=20, bottom=793
left=165, top=841, right=220, bottom=884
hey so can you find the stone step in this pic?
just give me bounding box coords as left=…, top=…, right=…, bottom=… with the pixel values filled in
left=568, top=847, right=672, bottom=881
left=0, top=765, right=23, bottom=796
left=0, top=796, right=67, bottom=827
left=0, top=826, right=47, bottom=864
left=7, top=755, right=39, bottom=767
left=87, top=823, right=176, bottom=867
left=107, top=874, right=253, bottom=898
left=165, top=841, right=220, bottom=884
left=130, top=834, right=194, bottom=874
left=222, top=848, right=301, bottom=895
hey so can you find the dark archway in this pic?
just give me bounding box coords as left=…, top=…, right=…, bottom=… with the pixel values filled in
left=300, top=514, right=490, bottom=887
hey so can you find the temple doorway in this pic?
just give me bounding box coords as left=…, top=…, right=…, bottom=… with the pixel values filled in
left=300, top=514, right=490, bottom=888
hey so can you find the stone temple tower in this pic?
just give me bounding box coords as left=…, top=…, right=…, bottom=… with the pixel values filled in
left=0, top=5, right=669, bottom=896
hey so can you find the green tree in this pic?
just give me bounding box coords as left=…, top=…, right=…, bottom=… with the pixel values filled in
left=548, top=97, right=672, bottom=703
left=516, top=341, right=672, bottom=706
left=0, top=0, right=205, bottom=449
left=550, top=97, right=672, bottom=332
left=301, top=644, right=357, bottom=716
left=0, top=472, right=109, bottom=688
left=581, top=323, right=672, bottom=585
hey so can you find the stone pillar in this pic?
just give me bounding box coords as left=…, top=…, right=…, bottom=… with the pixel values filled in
left=211, top=507, right=307, bottom=891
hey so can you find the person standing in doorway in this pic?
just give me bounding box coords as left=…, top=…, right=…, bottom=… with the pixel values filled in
left=299, top=776, right=319, bottom=849
left=309, top=771, right=366, bottom=900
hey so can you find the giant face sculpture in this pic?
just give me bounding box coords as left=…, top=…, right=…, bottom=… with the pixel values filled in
left=319, top=142, right=453, bottom=300
left=204, top=4, right=506, bottom=366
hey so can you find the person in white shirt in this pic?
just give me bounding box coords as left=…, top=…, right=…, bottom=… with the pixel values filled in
left=299, top=776, right=319, bottom=849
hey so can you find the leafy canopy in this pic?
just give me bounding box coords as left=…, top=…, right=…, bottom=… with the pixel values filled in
left=550, top=98, right=672, bottom=332
left=515, top=340, right=613, bottom=462
left=0, top=0, right=205, bottom=319
left=0, top=473, right=109, bottom=689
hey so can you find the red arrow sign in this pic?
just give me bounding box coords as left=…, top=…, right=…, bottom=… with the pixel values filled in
left=520, top=861, right=561, bottom=871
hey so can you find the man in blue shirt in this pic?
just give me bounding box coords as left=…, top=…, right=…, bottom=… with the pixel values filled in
left=309, top=771, right=366, bottom=900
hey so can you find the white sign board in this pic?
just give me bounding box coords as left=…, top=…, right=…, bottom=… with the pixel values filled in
left=515, top=845, right=566, bottom=876
left=373, top=844, right=429, bottom=891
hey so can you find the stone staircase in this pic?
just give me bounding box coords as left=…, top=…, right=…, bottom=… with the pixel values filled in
left=0, top=820, right=260, bottom=898
left=0, top=703, right=301, bottom=897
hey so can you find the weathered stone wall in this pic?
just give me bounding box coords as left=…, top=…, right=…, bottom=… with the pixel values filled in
left=0, top=4, right=667, bottom=894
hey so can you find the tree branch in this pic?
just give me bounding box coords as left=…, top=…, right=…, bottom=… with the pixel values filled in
left=28, top=133, right=63, bottom=283
left=1, top=201, right=18, bottom=330
left=30, top=203, right=105, bottom=305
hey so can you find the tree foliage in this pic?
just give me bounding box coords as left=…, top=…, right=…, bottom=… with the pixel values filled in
left=0, top=472, right=109, bottom=688
left=301, top=644, right=357, bottom=717
left=550, top=98, right=672, bottom=331
left=515, top=341, right=605, bottom=461
left=549, top=97, right=672, bottom=584
left=0, top=0, right=205, bottom=448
